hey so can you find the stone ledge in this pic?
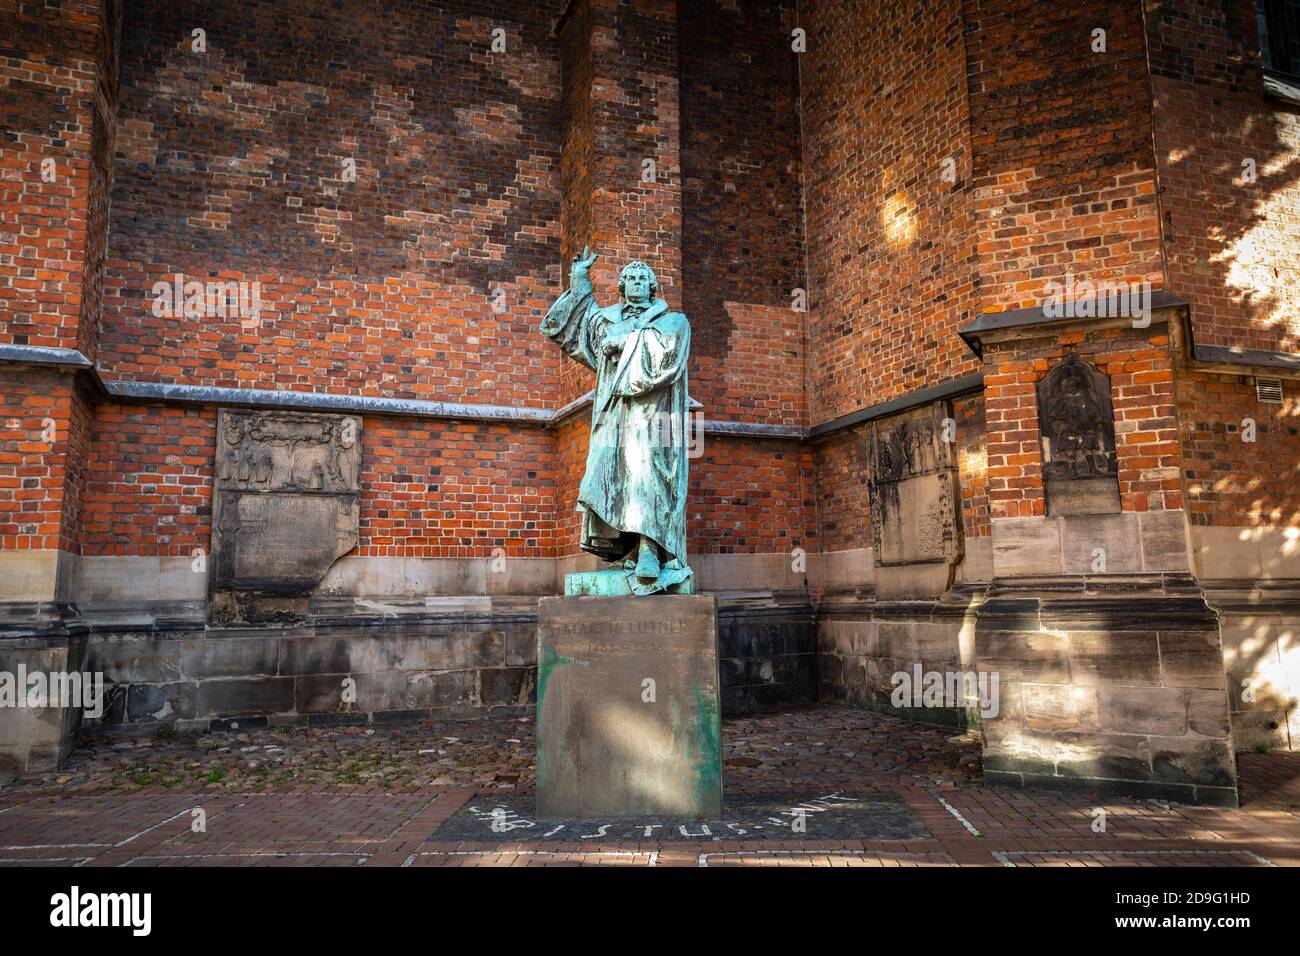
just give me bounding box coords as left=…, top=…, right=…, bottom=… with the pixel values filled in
left=957, top=291, right=1186, bottom=358
left=985, top=768, right=1239, bottom=808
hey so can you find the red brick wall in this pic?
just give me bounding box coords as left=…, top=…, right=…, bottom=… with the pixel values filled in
left=555, top=0, right=682, bottom=305
left=81, top=403, right=213, bottom=556
left=358, top=418, right=555, bottom=558
left=0, top=368, right=76, bottom=551
left=955, top=392, right=990, bottom=539
left=965, top=0, right=1163, bottom=311
left=689, top=437, right=815, bottom=556
left=1147, top=0, right=1300, bottom=354
left=1146, top=0, right=1300, bottom=534
left=800, top=0, right=981, bottom=556
left=1, top=0, right=120, bottom=357
left=58, top=382, right=94, bottom=554
left=556, top=0, right=597, bottom=408
left=1176, top=370, right=1300, bottom=528
left=79, top=405, right=558, bottom=559
left=100, top=0, right=562, bottom=405
left=983, top=325, right=1183, bottom=519
left=801, top=0, right=980, bottom=423
left=811, top=429, right=870, bottom=553
left=552, top=414, right=588, bottom=558
left=555, top=415, right=816, bottom=559
left=679, top=1, right=805, bottom=426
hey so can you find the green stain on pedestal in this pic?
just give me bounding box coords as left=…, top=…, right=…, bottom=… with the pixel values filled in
left=535, top=639, right=574, bottom=786
left=692, top=682, right=723, bottom=813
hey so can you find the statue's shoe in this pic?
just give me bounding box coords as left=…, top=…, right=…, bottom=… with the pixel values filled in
left=634, top=550, right=661, bottom=581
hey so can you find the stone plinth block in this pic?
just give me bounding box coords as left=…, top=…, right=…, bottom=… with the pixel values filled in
left=536, top=595, right=722, bottom=819
left=0, top=634, right=89, bottom=776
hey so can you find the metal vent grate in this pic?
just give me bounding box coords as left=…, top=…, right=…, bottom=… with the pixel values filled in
left=1256, top=376, right=1285, bottom=404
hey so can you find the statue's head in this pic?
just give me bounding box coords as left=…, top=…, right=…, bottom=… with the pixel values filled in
left=618, top=260, right=658, bottom=304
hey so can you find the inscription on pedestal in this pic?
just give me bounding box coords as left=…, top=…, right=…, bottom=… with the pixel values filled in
left=210, top=410, right=361, bottom=625
left=536, top=595, right=722, bottom=819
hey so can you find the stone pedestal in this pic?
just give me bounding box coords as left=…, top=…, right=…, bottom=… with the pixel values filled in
left=0, top=633, right=89, bottom=776
left=974, top=578, right=1239, bottom=807
left=536, top=595, right=722, bottom=819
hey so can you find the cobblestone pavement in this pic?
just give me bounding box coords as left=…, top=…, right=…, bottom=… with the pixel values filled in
left=1, top=705, right=1296, bottom=867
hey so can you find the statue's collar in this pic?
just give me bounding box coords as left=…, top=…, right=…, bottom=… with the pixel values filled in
left=617, top=298, right=668, bottom=322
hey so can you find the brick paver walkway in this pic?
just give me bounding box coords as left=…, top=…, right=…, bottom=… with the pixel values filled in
left=1, top=705, right=1296, bottom=867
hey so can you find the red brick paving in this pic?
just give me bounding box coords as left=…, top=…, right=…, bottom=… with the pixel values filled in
left=0, top=706, right=1296, bottom=867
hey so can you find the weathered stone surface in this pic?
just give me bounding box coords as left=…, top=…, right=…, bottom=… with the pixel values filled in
left=976, top=630, right=1069, bottom=682
left=1044, top=477, right=1121, bottom=517
left=1151, top=737, right=1237, bottom=788
left=981, top=721, right=1056, bottom=775
left=1066, top=631, right=1161, bottom=684
left=278, top=632, right=429, bottom=675
left=1059, top=513, right=1142, bottom=574
left=1159, top=630, right=1229, bottom=688
left=210, top=409, right=361, bottom=625
left=1098, top=685, right=1187, bottom=736
left=973, top=586, right=1238, bottom=806
left=89, top=638, right=184, bottom=684
left=1138, top=510, right=1190, bottom=571
left=126, top=682, right=197, bottom=722
left=536, top=595, right=721, bottom=819
left=292, top=673, right=352, bottom=713
left=991, top=518, right=1062, bottom=577
left=197, top=677, right=296, bottom=717
left=817, top=619, right=880, bottom=657
left=1186, top=688, right=1233, bottom=738
left=480, top=666, right=537, bottom=706
left=180, top=637, right=279, bottom=680
left=866, top=403, right=963, bottom=599
left=0, top=634, right=88, bottom=774
left=1054, top=732, right=1153, bottom=781
left=1022, top=683, right=1100, bottom=733
left=0, top=550, right=60, bottom=603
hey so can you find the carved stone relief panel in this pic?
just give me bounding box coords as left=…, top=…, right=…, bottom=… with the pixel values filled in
left=866, top=401, right=964, bottom=571
left=210, top=410, right=361, bottom=625
left=1035, top=353, right=1120, bottom=516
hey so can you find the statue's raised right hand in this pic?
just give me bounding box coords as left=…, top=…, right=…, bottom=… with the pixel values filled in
left=571, top=245, right=599, bottom=276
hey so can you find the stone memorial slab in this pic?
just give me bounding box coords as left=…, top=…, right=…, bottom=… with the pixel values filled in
left=536, top=594, right=721, bottom=819
left=1036, top=353, right=1120, bottom=516
left=210, top=409, right=361, bottom=625
left=867, top=403, right=963, bottom=566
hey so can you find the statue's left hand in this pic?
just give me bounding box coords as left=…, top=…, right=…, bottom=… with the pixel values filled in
left=601, top=331, right=624, bottom=357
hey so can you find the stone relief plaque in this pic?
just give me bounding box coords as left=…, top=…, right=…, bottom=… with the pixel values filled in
left=866, top=402, right=963, bottom=568
left=1036, top=353, right=1120, bottom=516
left=210, top=409, right=361, bottom=624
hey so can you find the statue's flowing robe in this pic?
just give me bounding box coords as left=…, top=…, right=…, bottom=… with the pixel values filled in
left=541, top=284, right=692, bottom=592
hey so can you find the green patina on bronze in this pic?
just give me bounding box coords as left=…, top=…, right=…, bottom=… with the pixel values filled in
left=541, top=248, right=694, bottom=595
left=564, top=569, right=696, bottom=597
